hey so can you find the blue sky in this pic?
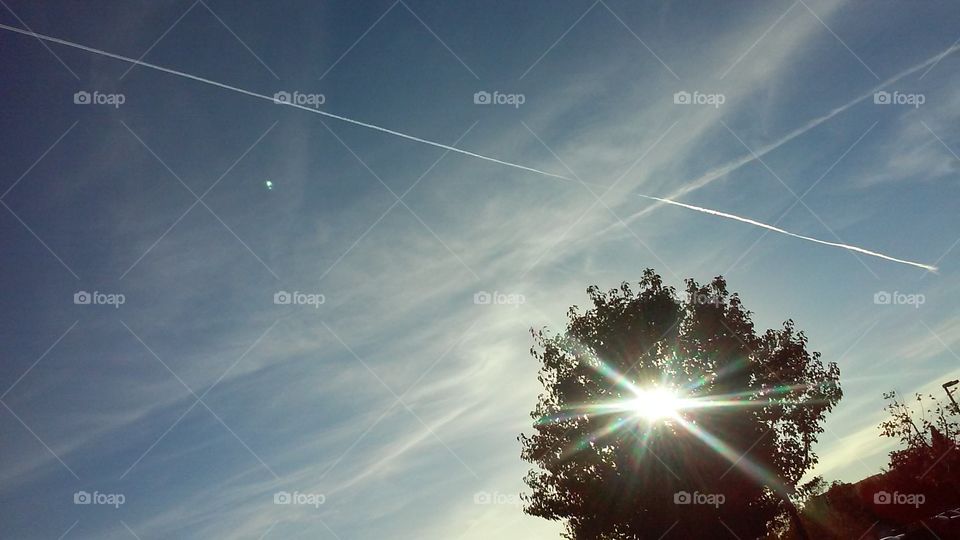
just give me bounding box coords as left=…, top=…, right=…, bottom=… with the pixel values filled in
left=1, top=0, right=959, bottom=538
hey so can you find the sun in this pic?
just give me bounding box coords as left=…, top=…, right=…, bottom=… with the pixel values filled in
left=626, top=388, right=685, bottom=421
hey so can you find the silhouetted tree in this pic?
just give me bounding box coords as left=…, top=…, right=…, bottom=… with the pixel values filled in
left=878, top=391, right=960, bottom=520
left=776, top=392, right=960, bottom=539
left=880, top=390, right=959, bottom=462
left=519, top=270, right=842, bottom=539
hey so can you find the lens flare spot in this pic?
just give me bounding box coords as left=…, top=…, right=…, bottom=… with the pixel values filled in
left=627, top=388, right=684, bottom=421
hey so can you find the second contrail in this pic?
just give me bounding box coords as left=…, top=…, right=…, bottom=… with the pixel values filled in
left=636, top=194, right=938, bottom=272
left=0, top=22, right=570, bottom=182
left=0, top=23, right=938, bottom=272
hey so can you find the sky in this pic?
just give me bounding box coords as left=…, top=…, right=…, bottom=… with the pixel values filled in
left=1, top=0, right=959, bottom=538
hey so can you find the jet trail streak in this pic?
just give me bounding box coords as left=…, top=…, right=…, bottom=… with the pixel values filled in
left=636, top=194, right=938, bottom=272
left=0, top=23, right=938, bottom=272
left=632, top=41, right=960, bottom=218
left=0, top=23, right=570, bottom=182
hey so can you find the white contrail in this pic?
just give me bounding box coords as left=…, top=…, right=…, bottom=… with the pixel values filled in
left=0, top=22, right=571, bottom=182
left=636, top=194, right=938, bottom=272
left=0, top=24, right=939, bottom=272
left=629, top=40, right=960, bottom=219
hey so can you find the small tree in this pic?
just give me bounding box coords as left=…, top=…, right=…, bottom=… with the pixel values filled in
left=519, top=270, right=842, bottom=538
left=878, top=390, right=960, bottom=510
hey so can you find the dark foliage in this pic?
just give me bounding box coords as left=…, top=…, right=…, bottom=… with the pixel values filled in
left=779, top=392, right=960, bottom=539
left=519, top=270, right=842, bottom=539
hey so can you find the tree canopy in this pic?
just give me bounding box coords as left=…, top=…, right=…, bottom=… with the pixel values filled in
left=519, top=270, right=842, bottom=538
